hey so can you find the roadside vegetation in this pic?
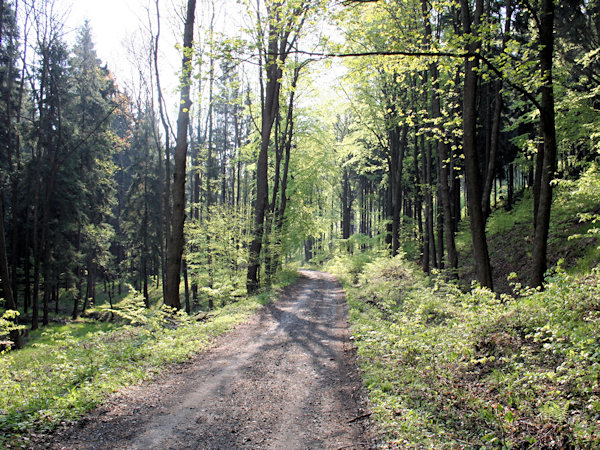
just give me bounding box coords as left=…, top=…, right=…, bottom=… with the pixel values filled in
left=457, top=163, right=600, bottom=293
left=326, top=171, right=600, bottom=447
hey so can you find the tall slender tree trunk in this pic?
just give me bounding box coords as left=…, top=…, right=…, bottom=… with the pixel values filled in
left=460, top=0, right=493, bottom=289
left=42, top=243, right=51, bottom=326
left=31, top=148, right=42, bottom=330
left=24, top=234, right=30, bottom=314
left=482, top=81, right=502, bottom=219
left=270, top=65, right=299, bottom=275
left=421, top=0, right=459, bottom=274
left=341, top=168, right=352, bottom=242
left=183, top=259, right=190, bottom=313
left=532, top=0, right=556, bottom=288
left=205, top=47, right=215, bottom=309
left=413, top=131, right=423, bottom=243
left=482, top=1, right=512, bottom=220
left=143, top=166, right=150, bottom=307
left=72, top=265, right=83, bottom=319
left=436, top=189, right=444, bottom=269
left=154, top=0, right=171, bottom=300
left=264, top=114, right=282, bottom=284
left=389, top=125, right=399, bottom=255
left=507, top=162, right=514, bottom=209
left=391, top=124, right=407, bottom=256
left=164, top=0, right=196, bottom=309
left=247, top=20, right=281, bottom=294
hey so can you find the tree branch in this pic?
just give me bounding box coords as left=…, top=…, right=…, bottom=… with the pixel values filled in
left=275, top=48, right=543, bottom=112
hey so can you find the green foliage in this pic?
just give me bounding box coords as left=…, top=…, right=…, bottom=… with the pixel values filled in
left=323, top=246, right=387, bottom=285
left=560, top=164, right=600, bottom=245
left=485, top=190, right=534, bottom=237
left=186, top=204, right=251, bottom=307
left=342, top=254, right=600, bottom=447
left=0, top=310, right=25, bottom=348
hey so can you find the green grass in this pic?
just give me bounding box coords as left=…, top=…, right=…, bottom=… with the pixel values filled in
left=486, top=190, right=534, bottom=237
left=331, top=254, right=600, bottom=447
left=0, top=269, right=298, bottom=448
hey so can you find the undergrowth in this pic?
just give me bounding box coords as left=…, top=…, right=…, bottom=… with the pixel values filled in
left=456, top=163, right=600, bottom=293
left=0, top=270, right=297, bottom=448
left=329, top=254, right=600, bottom=447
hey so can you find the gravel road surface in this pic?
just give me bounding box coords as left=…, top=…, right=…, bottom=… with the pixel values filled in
left=50, top=270, right=372, bottom=449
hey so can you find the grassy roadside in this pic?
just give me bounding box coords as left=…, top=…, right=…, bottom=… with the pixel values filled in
left=0, top=270, right=298, bottom=448
left=327, top=254, right=600, bottom=447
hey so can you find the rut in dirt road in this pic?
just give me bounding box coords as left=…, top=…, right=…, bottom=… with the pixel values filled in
left=53, top=270, right=373, bottom=449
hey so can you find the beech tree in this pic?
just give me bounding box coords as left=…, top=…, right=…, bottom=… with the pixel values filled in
left=164, top=0, right=196, bottom=309
left=246, top=0, right=311, bottom=293
left=460, top=0, right=493, bottom=289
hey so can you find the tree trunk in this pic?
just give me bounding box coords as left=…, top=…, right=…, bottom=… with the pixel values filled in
left=532, top=0, right=556, bottom=288
left=269, top=65, right=301, bottom=278
left=421, top=134, right=431, bottom=273
left=341, top=168, right=352, bottom=241
left=164, top=0, right=196, bottom=310
left=143, top=174, right=149, bottom=307
left=421, top=4, right=459, bottom=273
left=507, top=162, right=513, bottom=209
left=247, top=21, right=281, bottom=294
left=461, top=0, right=493, bottom=290
left=392, top=125, right=407, bottom=255
left=482, top=2, right=511, bottom=219
left=72, top=265, right=83, bottom=320
left=482, top=81, right=502, bottom=219
left=24, top=235, right=30, bottom=314
left=154, top=0, right=172, bottom=301
left=183, top=259, right=190, bottom=313
left=413, top=131, right=423, bottom=243
left=270, top=68, right=297, bottom=275
left=54, top=278, right=59, bottom=315
left=264, top=114, right=283, bottom=284
left=42, top=244, right=51, bottom=326
left=0, top=196, right=21, bottom=348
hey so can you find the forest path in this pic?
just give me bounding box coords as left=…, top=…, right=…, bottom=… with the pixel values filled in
left=51, top=270, right=372, bottom=449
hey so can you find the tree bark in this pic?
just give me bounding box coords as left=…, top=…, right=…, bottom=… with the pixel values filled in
left=421, top=0, right=459, bottom=275
left=482, top=80, right=502, bottom=219
left=0, top=196, right=21, bottom=348
left=531, top=0, right=556, bottom=288
left=270, top=66, right=298, bottom=275
left=164, top=0, right=196, bottom=309
left=482, top=1, right=512, bottom=220
left=391, top=124, right=407, bottom=256
left=460, top=0, right=493, bottom=290
left=154, top=0, right=171, bottom=300
left=413, top=130, right=423, bottom=243
left=247, top=16, right=282, bottom=293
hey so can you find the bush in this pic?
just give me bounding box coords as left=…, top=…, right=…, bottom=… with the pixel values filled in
left=0, top=310, right=25, bottom=349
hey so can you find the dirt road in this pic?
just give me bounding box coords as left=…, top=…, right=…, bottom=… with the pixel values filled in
left=51, top=270, right=372, bottom=449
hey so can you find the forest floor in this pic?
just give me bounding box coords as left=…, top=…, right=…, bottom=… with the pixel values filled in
left=44, top=270, right=372, bottom=449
